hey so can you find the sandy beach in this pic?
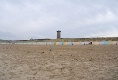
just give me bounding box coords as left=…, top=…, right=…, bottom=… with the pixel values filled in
left=0, top=44, right=118, bottom=80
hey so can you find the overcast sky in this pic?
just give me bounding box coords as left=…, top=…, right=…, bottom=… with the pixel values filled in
left=0, top=0, right=118, bottom=40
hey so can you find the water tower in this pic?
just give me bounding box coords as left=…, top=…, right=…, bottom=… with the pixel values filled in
left=57, top=30, right=61, bottom=39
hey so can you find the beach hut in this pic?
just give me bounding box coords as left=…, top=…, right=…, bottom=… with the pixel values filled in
left=73, top=42, right=79, bottom=45
left=64, top=42, right=68, bottom=45
left=68, top=42, right=73, bottom=45
left=56, top=42, right=62, bottom=45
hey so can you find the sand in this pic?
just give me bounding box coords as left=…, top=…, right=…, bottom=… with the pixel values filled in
left=0, top=44, right=118, bottom=80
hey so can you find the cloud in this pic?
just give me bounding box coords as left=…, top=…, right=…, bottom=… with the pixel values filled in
left=85, top=27, right=118, bottom=37
left=0, top=0, right=118, bottom=40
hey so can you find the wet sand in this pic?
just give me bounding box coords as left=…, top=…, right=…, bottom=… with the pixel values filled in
left=0, top=44, right=118, bottom=80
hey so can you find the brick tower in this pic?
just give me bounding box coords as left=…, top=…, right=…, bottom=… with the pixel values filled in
left=57, top=30, right=61, bottom=39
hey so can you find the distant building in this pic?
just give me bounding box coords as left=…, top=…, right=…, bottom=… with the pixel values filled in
left=30, top=38, right=33, bottom=41
left=57, top=30, right=61, bottom=39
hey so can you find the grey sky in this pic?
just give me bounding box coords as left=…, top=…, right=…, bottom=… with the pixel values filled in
left=0, top=0, right=118, bottom=40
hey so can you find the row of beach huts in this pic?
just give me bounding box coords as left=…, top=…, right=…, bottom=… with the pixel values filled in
left=0, top=41, right=118, bottom=45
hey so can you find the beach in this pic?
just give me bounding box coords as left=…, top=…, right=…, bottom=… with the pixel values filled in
left=0, top=44, right=118, bottom=80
